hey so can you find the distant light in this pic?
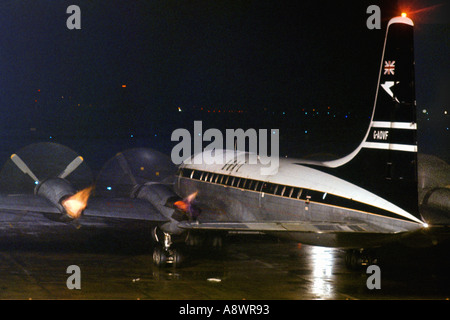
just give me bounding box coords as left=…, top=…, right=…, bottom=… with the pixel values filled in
left=130, top=134, right=134, bottom=138
left=444, top=110, right=448, bottom=115
left=178, top=107, right=182, bottom=112
left=49, top=136, right=52, bottom=139
left=34, top=181, right=39, bottom=185
left=122, top=84, right=126, bottom=88
left=401, top=12, right=407, bottom=17
left=107, top=186, right=112, bottom=191
left=423, top=223, right=429, bottom=228
left=305, top=130, right=308, bottom=134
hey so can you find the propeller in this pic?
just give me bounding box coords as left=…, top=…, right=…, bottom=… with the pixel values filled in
left=95, top=148, right=176, bottom=198
left=58, top=156, right=84, bottom=179
left=10, top=154, right=84, bottom=184
left=0, top=142, right=93, bottom=194
left=10, top=154, right=40, bottom=184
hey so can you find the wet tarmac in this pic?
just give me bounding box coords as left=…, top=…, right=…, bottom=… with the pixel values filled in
left=0, top=226, right=448, bottom=301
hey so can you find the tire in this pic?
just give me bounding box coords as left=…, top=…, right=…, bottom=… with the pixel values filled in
left=153, top=246, right=167, bottom=267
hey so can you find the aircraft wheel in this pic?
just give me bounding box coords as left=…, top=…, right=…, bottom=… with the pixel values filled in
left=345, top=249, right=362, bottom=270
left=172, top=248, right=184, bottom=267
left=211, top=235, right=223, bottom=248
left=186, top=232, right=204, bottom=247
left=345, top=249, right=378, bottom=270
left=152, top=246, right=167, bottom=267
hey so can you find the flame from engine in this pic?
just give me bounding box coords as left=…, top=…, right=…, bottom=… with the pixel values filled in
left=174, top=191, right=198, bottom=214
left=62, top=186, right=94, bottom=219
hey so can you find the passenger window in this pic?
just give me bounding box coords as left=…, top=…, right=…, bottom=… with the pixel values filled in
left=290, top=187, right=302, bottom=199
left=286, top=187, right=293, bottom=197
left=273, top=185, right=279, bottom=195
left=193, top=170, right=201, bottom=180
left=262, top=183, right=276, bottom=194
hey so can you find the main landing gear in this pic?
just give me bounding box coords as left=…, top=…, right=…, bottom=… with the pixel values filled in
left=151, top=227, right=184, bottom=268
left=151, top=227, right=226, bottom=267
left=345, top=249, right=379, bottom=270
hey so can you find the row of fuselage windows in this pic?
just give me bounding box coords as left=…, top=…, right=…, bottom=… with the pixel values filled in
left=179, top=167, right=309, bottom=200
left=178, top=167, right=398, bottom=219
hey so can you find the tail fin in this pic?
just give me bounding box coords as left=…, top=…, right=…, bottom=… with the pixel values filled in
left=363, top=16, right=417, bottom=155
left=308, top=16, right=420, bottom=220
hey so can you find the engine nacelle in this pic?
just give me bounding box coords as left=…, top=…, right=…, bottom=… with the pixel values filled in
left=424, top=188, right=450, bottom=212
left=94, top=147, right=183, bottom=232
left=35, top=178, right=90, bottom=221
left=35, top=178, right=75, bottom=210
left=135, top=182, right=186, bottom=235
left=420, top=188, right=450, bottom=225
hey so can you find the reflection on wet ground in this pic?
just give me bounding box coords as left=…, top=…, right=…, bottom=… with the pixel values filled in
left=0, top=231, right=448, bottom=300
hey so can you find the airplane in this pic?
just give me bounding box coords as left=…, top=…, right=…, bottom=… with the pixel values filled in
left=0, top=15, right=448, bottom=269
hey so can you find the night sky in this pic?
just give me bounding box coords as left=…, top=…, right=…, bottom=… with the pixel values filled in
left=0, top=0, right=448, bottom=167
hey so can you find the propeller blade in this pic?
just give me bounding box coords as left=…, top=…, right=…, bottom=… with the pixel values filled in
left=10, top=154, right=40, bottom=183
left=58, top=156, right=84, bottom=179
left=116, top=152, right=137, bottom=185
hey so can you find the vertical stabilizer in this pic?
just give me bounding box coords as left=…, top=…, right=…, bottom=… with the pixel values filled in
left=305, top=16, right=420, bottom=220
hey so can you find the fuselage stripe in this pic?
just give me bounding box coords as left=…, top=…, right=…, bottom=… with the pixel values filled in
left=178, top=168, right=419, bottom=223
left=362, top=141, right=417, bottom=152
left=371, top=121, right=417, bottom=129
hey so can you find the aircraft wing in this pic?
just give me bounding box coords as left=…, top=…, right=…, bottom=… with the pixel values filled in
left=83, top=197, right=169, bottom=222
left=0, top=194, right=61, bottom=214
left=0, top=194, right=169, bottom=223
left=0, top=144, right=177, bottom=226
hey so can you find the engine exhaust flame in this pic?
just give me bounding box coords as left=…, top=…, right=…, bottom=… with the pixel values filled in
left=62, top=186, right=94, bottom=219
left=174, top=191, right=199, bottom=218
